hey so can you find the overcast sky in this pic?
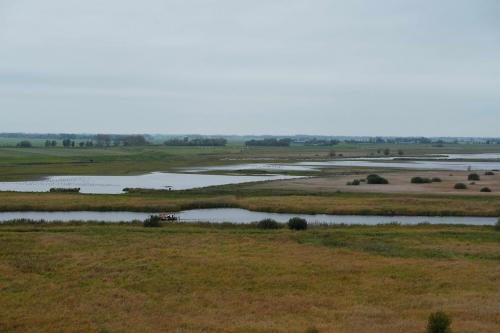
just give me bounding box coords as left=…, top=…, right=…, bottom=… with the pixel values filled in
left=1, top=0, right=499, bottom=136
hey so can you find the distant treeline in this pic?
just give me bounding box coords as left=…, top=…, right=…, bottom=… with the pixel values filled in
left=302, top=138, right=339, bottom=146
left=245, top=138, right=292, bottom=147
left=14, top=134, right=149, bottom=148
left=164, top=137, right=227, bottom=146
left=4, top=132, right=500, bottom=147
left=94, top=134, right=148, bottom=147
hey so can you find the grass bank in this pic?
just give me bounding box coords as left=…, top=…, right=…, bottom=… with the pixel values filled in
left=1, top=190, right=500, bottom=216
left=0, top=223, right=498, bottom=332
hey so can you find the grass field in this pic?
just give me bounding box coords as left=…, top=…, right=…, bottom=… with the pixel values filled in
left=2, top=143, right=500, bottom=181
left=0, top=223, right=498, bottom=332
left=1, top=190, right=500, bottom=216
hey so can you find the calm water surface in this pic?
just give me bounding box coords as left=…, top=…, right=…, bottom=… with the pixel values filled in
left=0, top=173, right=299, bottom=194
left=0, top=208, right=495, bottom=225
left=196, top=153, right=500, bottom=172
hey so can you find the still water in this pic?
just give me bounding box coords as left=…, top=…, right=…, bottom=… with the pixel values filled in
left=195, top=154, right=500, bottom=173
left=0, top=172, right=299, bottom=194
left=0, top=208, right=495, bottom=225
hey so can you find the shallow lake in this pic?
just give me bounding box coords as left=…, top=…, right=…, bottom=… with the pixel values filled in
left=195, top=154, right=500, bottom=172
left=0, top=172, right=299, bottom=194
left=0, top=208, right=495, bottom=225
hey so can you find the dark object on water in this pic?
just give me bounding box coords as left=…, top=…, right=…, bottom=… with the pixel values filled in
left=49, top=188, right=80, bottom=193
left=159, top=213, right=178, bottom=221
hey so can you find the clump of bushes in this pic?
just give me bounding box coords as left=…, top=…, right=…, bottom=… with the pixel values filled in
left=17, top=140, right=32, bottom=148
left=346, top=179, right=361, bottom=186
left=426, top=311, right=452, bottom=333
left=411, top=177, right=432, bottom=184
left=485, top=171, right=495, bottom=176
left=454, top=183, right=467, bottom=190
left=411, top=177, right=443, bottom=184
left=49, top=187, right=80, bottom=193
left=143, top=215, right=162, bottom=227
left=468, top=173, right=480, bottom=181
left=256, top=218, right=281, bottom=229
left=288, top=217, right=308, bottom=230
left=366, top=174, right=389, bottom=184
left=306, top=327, right=319, bottom=333
left=480, top=187, right=492, bottom=193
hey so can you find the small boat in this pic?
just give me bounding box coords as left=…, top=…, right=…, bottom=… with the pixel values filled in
left=159, top=213, right=178, bottom=221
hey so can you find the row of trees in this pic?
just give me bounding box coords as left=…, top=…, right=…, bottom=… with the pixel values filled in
left=245, top=138, right=292, bottom=147
left=164, top=137, right=227, bottom=147
left=17, top=135, right=149, bottom=149
left=303, top=138, right=339, bottom=146
left=94, top=134, right=148, bottom=147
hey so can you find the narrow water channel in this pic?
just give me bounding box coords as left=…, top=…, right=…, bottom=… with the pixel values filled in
left=0, top=209, right=495, bottom=225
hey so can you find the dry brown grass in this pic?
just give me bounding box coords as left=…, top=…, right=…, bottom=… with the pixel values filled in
left=253, top=170, right=500, bottom=195
left=0, top=224, right=499, bottom=332
left=1, top=190, right=500, bottom=216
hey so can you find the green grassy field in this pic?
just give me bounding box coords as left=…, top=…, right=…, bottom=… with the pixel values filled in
left=1, top=143, right=500, bottom=181
left=0, top=223, right=498, bottom=332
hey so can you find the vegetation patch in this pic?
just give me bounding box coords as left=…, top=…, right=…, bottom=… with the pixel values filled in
left=468, top=173, right=480, bottom=181
left=346, top=179, right=361, bottom=186
left=143, top=215, right=162, bottom=227
left=255, top=218, right=281, bottom=229
left=49, top=187, right=81, bottom=193
left=367, top=174, right=389, bottom=184
left=427, top=311, right=452, bottom=333
left=411, top=177, right=432, bottom=184
left=288, top=217, right=308, bottom=230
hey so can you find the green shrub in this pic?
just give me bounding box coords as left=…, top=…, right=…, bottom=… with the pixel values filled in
left=306, top=327, right=319, bottom=333
left=431, top=177, right=442, bottom=182
left=495, top=219, right=500, bottom=231
left=49, top=187, right=81, bottom=193
left=347, top=179, right=360, bottom=186
left=485, top=171, right=495, bottom=176
left=288, top=217, right=308, bottom=230
left=480, top=187, right=492, bottom=193
left=426, top=311, right=451, bottom=333
left=367, top=174, right=389, bottom=184
left=468, top=173, right=480, bottom=181
left=411, top=177, right=431, bottom=184
left=144, top=215, right=162, bottom=227
left=454, top=183, right=467, bottom=190
left=256, top=219, right=281, bottom=229
left=17, top=140, right=32, bottom=148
